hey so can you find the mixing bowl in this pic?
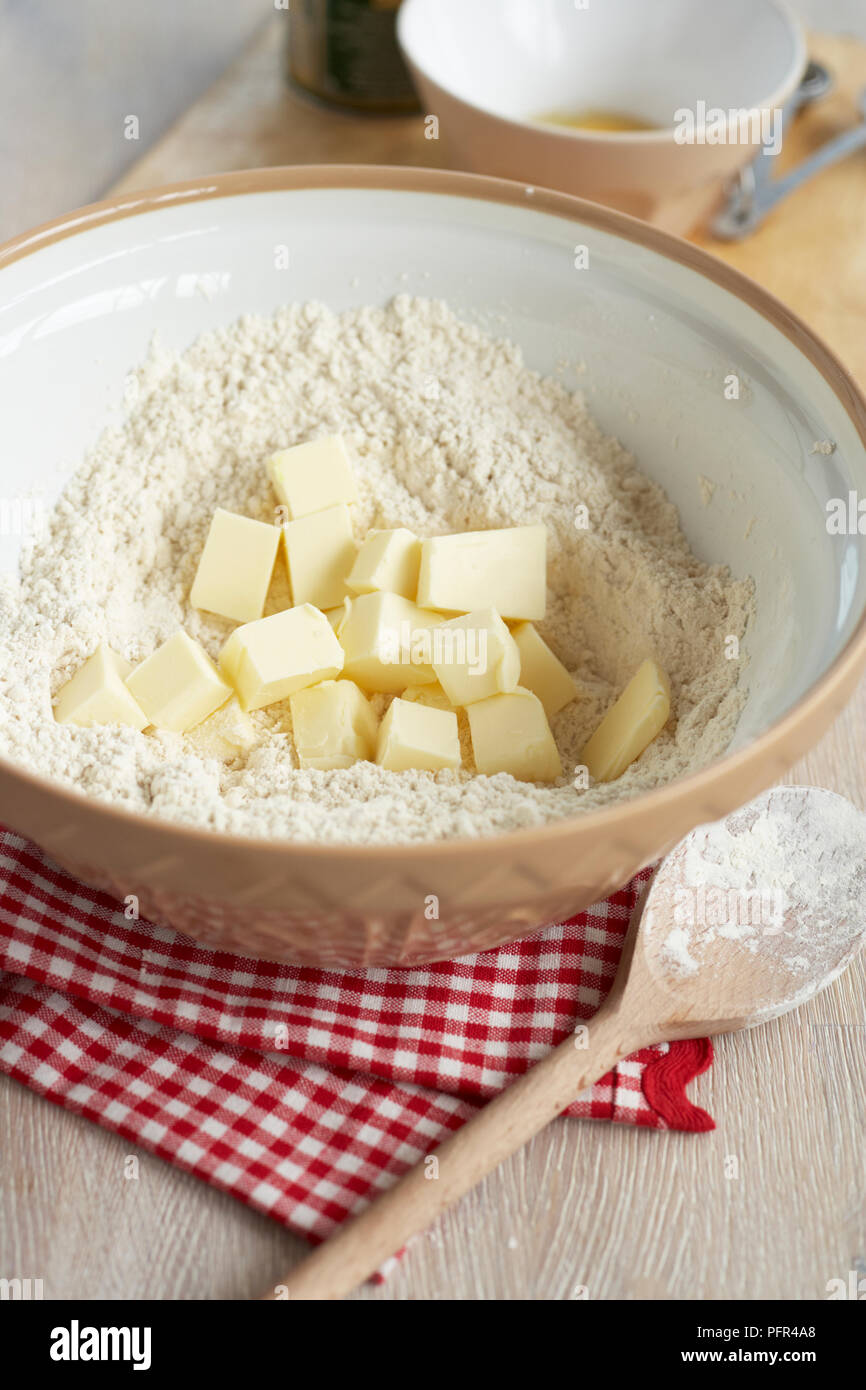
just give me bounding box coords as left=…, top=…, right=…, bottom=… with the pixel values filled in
left=0, top=166, right=864, bottom=967
left=398, top=0, right=806, bottom=233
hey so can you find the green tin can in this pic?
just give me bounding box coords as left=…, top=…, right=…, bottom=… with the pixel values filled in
left=288, top=0, right=420, bottom=112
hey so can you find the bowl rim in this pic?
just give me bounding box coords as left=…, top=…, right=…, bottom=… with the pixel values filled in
left=396, top=0, right=807, bottom=145
left=1, top=162, right=865, bottom=863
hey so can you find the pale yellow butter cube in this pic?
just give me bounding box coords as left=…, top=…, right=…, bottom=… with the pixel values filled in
left=219, top=603, right=343, bottom=711
left=338, top=591, right=443, bottom=693
left=346, top=528, right=421, bottom=600
left=376, top=697, right=460, bottom=773
left=290, top=679, right=378, bottom=770
left=282, top=503, right=356, bottom=610
left=190, top=508, right=280, bottom=623
left=417, top=525, right=547, bottom=620
left=325, top=604, right=347, bottom=632
left=581, top=659, right=671, bottom=783
left=433, top=607, right=520, bottom=707
left=267, top=435, right=358, bottom=519
left=401, top=682, right=453, bottom=711
left=185, top=697, right=258, bottom=760
left=54, top=642, right=148, bottom=730
left=467, top=687, right=562, bottom=783
left=512, top=622, right=580, bottom=718
left=126, top=630, right=232, bottom=733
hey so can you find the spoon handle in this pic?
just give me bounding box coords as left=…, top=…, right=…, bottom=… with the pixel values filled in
left=263, top=1000, right=645, bottom=1301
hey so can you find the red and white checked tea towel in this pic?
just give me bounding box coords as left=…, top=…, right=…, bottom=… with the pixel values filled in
left=0, top=828, right=713, bottom=1255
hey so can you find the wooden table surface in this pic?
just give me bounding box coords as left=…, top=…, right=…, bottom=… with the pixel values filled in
left=1, top=18, right=865, bottom=1302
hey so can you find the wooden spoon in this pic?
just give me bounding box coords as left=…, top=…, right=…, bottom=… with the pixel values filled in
left=265, top=785, right=866, bottom=1300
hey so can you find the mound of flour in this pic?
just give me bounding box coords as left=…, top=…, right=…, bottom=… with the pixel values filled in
left=0, top=297, right=754, bottom=844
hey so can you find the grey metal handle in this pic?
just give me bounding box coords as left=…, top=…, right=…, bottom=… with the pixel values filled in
left=712, top=63, right=866, bottom=239
left=714, top=120, right=866, bottom=238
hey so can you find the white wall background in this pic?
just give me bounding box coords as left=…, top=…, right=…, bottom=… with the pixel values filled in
left=0, top=0, right=863, bottom=242
left=0, top=0, right=267, bottom=240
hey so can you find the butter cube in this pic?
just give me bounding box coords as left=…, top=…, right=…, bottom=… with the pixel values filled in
left=282, top=503, right=356, bottom=610
left=290, top=679, right=378, bottom=770
left=347, top=528, right=421, bottom=600
left=54, top=642, right=148, bottom=730
left=185, top=697, right=258, bottom=760
left=339, top=591, right=443, bottom=693
left=190, top=509, right=280, bottom=624
left=376, top=697, right=460, bottom=773
left=417, top=525, right=547, bottom=620
left=512, top=622, right=579, bottom=718
left=126, top=630, right=232, bottom=733
left=326, top=604, right=347, bottom=632
left=401, top=682, right=454, bottom=711
left=467, top=687, right=562, bottom=782
left=581, top=658, right=671, bottom=783
left=219, top=603, right=343, bottom=711
left=267, top=435, right=358, bottom=519
left=433, top=607, right=520, bottom=707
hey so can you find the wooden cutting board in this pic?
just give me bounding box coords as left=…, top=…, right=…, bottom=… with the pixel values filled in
left=109, top=17, right=866, bottom=797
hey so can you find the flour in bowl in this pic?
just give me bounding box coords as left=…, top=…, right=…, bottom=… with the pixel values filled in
left=0, top=297, right=754, bottom=844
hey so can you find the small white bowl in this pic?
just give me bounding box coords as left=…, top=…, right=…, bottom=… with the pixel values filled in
left=398, top=0, right=806, bottom=233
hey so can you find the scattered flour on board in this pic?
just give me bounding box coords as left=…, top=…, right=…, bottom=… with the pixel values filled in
left=0, top=297, right=755, bottom=845
left=658, top=787, right=866, bottom=1008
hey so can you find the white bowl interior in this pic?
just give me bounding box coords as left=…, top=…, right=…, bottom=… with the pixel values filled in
left=399, top=0, right=803, bottom=128
left=0, top=182, right=864, bottom=759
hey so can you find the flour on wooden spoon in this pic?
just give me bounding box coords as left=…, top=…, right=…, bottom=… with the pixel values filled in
left=655, top=787, right=866, bottom=1014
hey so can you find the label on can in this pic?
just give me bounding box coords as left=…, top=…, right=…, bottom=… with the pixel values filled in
left=289, top=0, right=419, bottom=111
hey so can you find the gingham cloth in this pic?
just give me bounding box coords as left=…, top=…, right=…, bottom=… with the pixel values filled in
left=0, top=828, right=713, bottom=1255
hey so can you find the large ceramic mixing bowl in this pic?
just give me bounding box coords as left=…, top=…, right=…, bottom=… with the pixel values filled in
left=0, top=167, right=864, bottom=966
